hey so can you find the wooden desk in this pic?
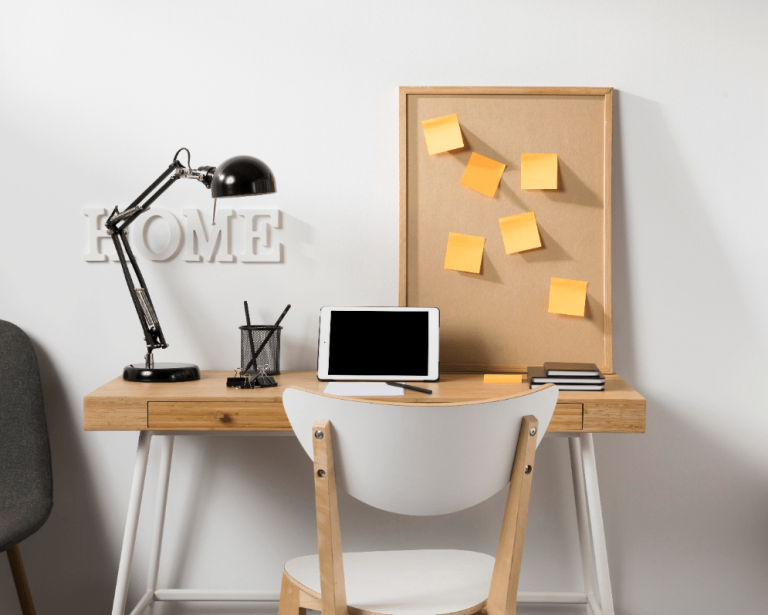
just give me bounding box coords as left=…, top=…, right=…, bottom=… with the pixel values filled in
left=85, top=371, right=644, bottom=615
left=84, top=371, right=645, bottom=434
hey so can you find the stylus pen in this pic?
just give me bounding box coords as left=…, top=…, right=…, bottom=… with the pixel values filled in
left=385, top=381, right=433, bottom=395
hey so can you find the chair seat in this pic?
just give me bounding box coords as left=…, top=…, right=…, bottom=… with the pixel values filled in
left=285, top=549, right=495, bottom=615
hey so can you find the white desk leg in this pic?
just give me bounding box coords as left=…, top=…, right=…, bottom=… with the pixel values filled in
left=569, top=436, right=599, bottom=615
left=146, top=436, right=174, bottom=593
left=580, top=433, right=615, bottom=615
left=112, top=431, right=153, bottom=615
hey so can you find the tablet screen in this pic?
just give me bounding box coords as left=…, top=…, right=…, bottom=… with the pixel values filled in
left=328, top=310, right=429, bottom=376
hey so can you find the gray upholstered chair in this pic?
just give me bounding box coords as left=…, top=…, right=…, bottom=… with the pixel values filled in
left=0, top=320, right=53, bottom=615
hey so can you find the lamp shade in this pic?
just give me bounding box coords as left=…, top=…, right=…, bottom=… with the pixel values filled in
left=210, top=155, right=276, bottom=198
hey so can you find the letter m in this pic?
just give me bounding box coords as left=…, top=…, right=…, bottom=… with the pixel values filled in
left=182, top=208, right=234, bottom=262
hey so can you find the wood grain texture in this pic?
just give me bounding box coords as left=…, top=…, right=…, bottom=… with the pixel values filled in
left=278, top=571, right=307, bottom=615
left=487, top=416, right=538, bottom=615
left=83, top=396, right=147, bottom=431
left=7, top=545, right=37, bottom=615
left=551, top=404, right=583, bottom=432
left=583, top=401, right=646, bottom=433
left=399, top=86, right=409, bottom=306
left=148, top=402, right=290, bottom=430
left=399, top=87, right=614, bottom=374
left=288, top=573, right=487, bottom=615
left=400, top=87, right=613, bottom=96
left=297, top=583, right=323, bottom=611
left=602, top=89, right=614, bottom=372
left=83, top=371, right=644, bottom=433
left=312, top=419, right=347, bottom=615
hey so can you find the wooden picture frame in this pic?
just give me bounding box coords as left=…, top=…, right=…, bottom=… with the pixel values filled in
left=399, top=87, right=614, bottom=374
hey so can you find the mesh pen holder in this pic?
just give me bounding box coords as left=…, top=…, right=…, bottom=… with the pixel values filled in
left=240, top=326, right=282, bottom=376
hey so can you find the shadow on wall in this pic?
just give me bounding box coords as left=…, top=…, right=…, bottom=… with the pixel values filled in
left=0, top=338, right=117, bottom=614
left=606, top=91, right=768, bottom=614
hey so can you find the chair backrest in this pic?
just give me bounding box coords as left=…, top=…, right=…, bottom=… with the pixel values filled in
left=283, top=385, right=557, bottom=516
left=0, top=320, right=53, bottom=517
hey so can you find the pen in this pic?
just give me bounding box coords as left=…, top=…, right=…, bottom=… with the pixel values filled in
left=385, top=381, right=433, bottom=395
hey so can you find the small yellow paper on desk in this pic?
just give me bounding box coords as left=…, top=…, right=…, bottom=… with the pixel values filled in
left=521, top=153, right=558, bottom=190
left=484, top=374, right=523, bottom=384
left=421, top=113, right=464, bottom=155
left=499, top=211, right=541, bottom=254
left=548, top=278, right=588, bottom=316
left=444, top=232, right=485, bottom=274
left=461, top=152, right=506, bottom=197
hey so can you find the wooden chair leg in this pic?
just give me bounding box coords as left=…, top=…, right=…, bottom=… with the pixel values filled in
left=7, top=545, right=37, bottom=615
left=487, top=415, right=539, bottom=615
left=312, top=419, right=347, bottom=615
left=278, top=571, right=307, bottom=615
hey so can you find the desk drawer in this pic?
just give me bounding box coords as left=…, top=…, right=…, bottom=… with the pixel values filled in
left=147, top=402, right=292, bottom=431
left=548, top=403, right=583, bottom=432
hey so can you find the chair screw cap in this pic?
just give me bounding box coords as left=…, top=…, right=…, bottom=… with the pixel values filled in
left=317, top=469, right=326, bottom=478
left=524, top=465, right=532, bottom=474
left=315, top=430, right=324, bottom=439
left=529, top=427, right=537, bottom=436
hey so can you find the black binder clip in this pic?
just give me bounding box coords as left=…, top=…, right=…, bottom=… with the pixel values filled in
left=226, top=368, right=250, bottom=388
left=251, top=364, right=277, bottom=388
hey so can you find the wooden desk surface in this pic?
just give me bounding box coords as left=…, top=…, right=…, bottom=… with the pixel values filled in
left=84, top=371, right=645, bottom=434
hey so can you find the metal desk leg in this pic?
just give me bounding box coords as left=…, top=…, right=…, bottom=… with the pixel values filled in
left=128, top=435, right=175, bottom=615
left=569, top=436, right=599, bottom=615
left=146, top=436, right=174, bottom=593
left=112, top=431, right=153, bottom=615
left=113, top=432, right=282, bottom=614
left=574, top=433, right=615, bottom=615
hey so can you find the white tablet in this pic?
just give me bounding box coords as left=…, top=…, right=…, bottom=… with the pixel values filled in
left=317, top=307, right=440, bottom=382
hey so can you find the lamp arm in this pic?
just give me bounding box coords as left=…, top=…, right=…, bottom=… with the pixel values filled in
left=105, top=154, right=216, bottom=367
left=110, top=229, right=166, bottom=363
left=107, top=163, right=180, bottom=230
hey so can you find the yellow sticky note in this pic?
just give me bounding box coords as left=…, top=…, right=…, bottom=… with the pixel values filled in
left=484, top=374, right=523, bottom=384
left=461, top=152, right=506, bottom=198
left=548, top=278, right=588, bottom=317
left=444, top=232, right=485, bottom=274
left=499, top=212, right=542, bottom=254
left=421, top=113, right=464, bottom=155
left=521, top=153, right=558, bottom=190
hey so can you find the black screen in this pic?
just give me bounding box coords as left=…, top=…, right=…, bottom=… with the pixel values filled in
left=328, top=310, right=429, bottom=376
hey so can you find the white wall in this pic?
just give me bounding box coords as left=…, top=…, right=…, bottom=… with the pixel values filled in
left=1, top=1, right=767, bottom=613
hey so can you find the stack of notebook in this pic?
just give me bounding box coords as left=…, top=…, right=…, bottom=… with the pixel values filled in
left=527, top=362, right=605, bottom=391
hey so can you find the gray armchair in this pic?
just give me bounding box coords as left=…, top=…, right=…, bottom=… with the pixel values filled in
left=0, top=320, right=53, bottom=615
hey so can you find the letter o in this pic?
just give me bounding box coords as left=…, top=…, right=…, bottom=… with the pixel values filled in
left=133, top=208, right=183, bottom=261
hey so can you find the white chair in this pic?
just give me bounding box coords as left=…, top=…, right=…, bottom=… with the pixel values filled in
left=279, top=384, right=558, bottom=615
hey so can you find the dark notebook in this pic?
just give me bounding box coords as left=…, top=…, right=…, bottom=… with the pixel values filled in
left=531, top=383, right=605, bottom=391
left=528, top=366, right=605, bottom=386
left=543, top=362, right=600, bottom=377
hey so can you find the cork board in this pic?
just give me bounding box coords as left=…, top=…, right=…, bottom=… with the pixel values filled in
left=399, top=87, right=613, bottom=374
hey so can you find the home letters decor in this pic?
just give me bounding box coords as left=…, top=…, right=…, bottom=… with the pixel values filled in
left=83, top=207, right=283, bottom=263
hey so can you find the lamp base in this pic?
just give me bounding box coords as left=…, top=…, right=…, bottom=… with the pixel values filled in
left=123, top=362, right=201, bottom=383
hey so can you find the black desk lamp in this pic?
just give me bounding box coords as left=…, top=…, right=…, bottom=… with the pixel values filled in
left=106, top=148, right=276, bottom=383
